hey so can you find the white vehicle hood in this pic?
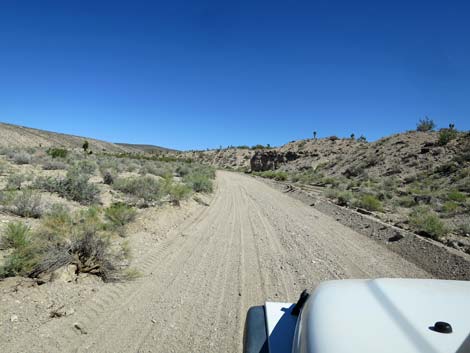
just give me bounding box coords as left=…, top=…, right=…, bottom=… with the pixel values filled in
left=293, top=278, right=470, bottom=353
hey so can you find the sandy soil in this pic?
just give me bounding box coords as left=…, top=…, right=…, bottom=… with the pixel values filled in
left=2, top=171, right=429, bottom=353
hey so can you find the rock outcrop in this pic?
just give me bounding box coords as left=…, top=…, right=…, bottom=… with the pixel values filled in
left=250, top=151, right=299, bottom=171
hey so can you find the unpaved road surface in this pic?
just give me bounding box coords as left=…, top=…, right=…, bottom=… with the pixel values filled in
left=18, top=171, right=429, bottom=353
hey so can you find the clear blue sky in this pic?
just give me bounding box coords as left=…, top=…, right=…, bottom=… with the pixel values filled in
left=1, top=1, right=469, bottom=150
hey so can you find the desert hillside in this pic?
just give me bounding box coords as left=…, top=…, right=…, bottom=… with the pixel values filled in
left=185, top=129, right=470, bottom=253
left=0, top=122, right=141, bottom=154
left=0, top=122, right=469, bottom=353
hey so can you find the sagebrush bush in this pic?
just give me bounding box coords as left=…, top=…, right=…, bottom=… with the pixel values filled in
left=0, top=208, right=130, bottom=281
left=176, top=164, right=191, bottom=177
left=113, top=175, right=162, bottom=202
left=166, top=182, right=192, bottom=205
left=70, top=160, right=97, bottom=176
left=337, top=191, right=353, bottom=206
left=104, top=203, right=137, bottom=231
left=12, top=190, right=42, bottom=218
left=355, top=194, right=382, bottom=211
left=34, top=171, right=99, bottom=205
left=184, top=173, right=213, bottom=193
left=12, top=152, right=32, bottom=165
left=409, top=207, right=447, bottom=240
left=42, top=160, right=68, bottom=170
left=0, top=222, right=31, bottom=250
left=6, top=173, right=28, bottom=190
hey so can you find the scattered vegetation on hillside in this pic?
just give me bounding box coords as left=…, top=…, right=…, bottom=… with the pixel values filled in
left=0, top=144, right=216, bottom=283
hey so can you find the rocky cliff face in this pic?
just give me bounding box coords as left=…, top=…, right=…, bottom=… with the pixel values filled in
left=250, top=151, right=299, bottom=171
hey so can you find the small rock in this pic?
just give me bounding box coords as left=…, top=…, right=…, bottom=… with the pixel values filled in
left=10, top=315, right=18, bottom=322
left=151, top=319, right=157, bottom=324
left=73, top=322, right=87, bottom=334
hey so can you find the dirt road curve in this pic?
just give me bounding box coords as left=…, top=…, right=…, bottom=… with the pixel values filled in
left=29, top=171, right=429, bottom=353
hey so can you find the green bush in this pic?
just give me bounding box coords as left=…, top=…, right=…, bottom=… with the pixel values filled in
left=337, top=191, right=354, bottom=206
left=0, top=222, right=31, bottom=250
left=416, top=117, right=435, bottom=132
left=47, top=148, right=68, bottom=159
left=184, top=173, right=213, bottom=193
left=104, top=203, right=137, bottom=230
left=438, top=128, right=457, bottom=146
left=114, top=176, right=162, bottom=202
left=442, top=201, right=459, bottom=214
left=409, top=207, right=447, bottom=240
left=447, top=191, right=466, bottom=202
left=166, top=182, right=192, bottom=206
left=356, top=194, right=382, bottom=211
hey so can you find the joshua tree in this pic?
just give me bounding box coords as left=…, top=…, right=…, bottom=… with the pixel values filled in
left=350, top=133, right=355, bottom=140
left=313, top=131, right=317, bottom=140
left=82, top=140, right=89, bottom=153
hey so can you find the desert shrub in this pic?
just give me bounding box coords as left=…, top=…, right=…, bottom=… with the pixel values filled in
left=34, top=171, right=99, bottom=205
left=457, top=222, right=470, bottom=236
left=416, top=117, right=435, bottom=132
left=397, top=196, right=417, bottom=208
left=175, top=164, right=191, bottom=177
left=0, top=207, right=131, bottom=281
left=355, top=194, right=382, bottom=211
left=103, top=171, right=114, bottom=185
left=337, top=191, right=354, bottom=206
left=438, top=128, right=457, bottom=146
left=255, top=170, right=288, bottom=181
left=47, top=148, right=68, bottom=159
left=70, top=159, right=97, bottom=176
left=141, top=162, right=172, bottom=178
left=447, top=191, right=466, bottom=202
left=104, top=203, right=137, bottom=231
left=328, top=136, right=339, bottom=141
left=40, top=204, right=73, bottom=237
left=0, top=222, right=31, bottom=250
left=12, top=152, right=32, bottom=165
left=11, top=190, right=42, bottom=218
left=409, top=207, right=447, bottom=240
left=42, top=160, right=68, bottom=170
left=6, top=173, right=28, bottom=190
left=114, top=175, right=162, bottom=202
left=324, top=188, right=339, bottom=200
left=166, top=182, right=192, bottom=206
left=184, top=173, right=213, bottom=193
left=442, top=201, right=459, bottom=214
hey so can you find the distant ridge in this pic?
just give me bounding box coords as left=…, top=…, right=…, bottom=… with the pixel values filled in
left=115, top=143, right=178, bottom=153
left=0, top=122, right=172, bottom=154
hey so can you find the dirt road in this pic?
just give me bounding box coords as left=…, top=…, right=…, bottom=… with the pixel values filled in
left=27, top=171, right=429, bottom=353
